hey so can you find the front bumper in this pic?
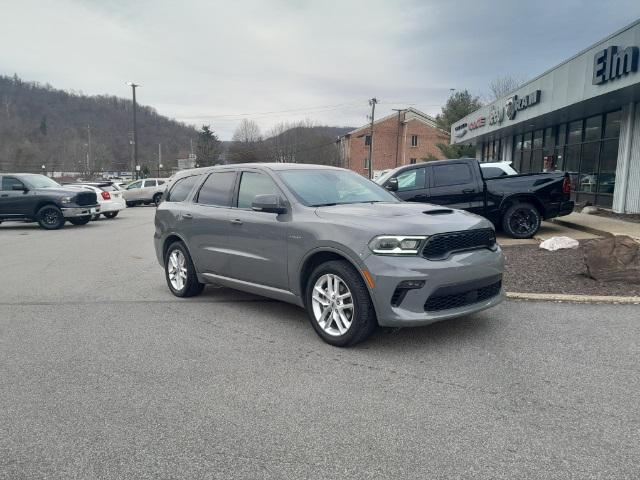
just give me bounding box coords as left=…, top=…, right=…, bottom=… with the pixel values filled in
left=363, top=248, right=505, bottom=327
left=61, top=205, right=100, bottom=218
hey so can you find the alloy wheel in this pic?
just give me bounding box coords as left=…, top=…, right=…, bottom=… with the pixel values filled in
left=509, top=208, right=537, bottom=235
left=167, top=249, right=188, bottom=291
left=41, top=208, right=61, bottom=226
left=311, top=274, right=354, bottom=336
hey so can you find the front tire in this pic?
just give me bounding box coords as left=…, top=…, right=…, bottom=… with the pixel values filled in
left=68, top=216, right=92, bottom=226
left=36, top=205, right=65, bottom=230
left=502, top=202, right=541, bottom=239
left=103, top=211, right=119, bottom=219
left=164, top=241, right=204, bottom=297
left=306, top=260, right=377, bottom=347
left=153, top=193, right=162, bottom=206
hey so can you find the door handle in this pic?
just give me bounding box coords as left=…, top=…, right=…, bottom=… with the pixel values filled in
left=230, top=218, right=243, bottom=225
left=462, top=189, right=475, bottom=194
left=182, top=213, right=193, bottom=219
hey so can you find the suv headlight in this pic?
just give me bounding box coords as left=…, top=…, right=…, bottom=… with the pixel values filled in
left=60, top=196, right=74, bottom=204
left=368, top=235, right=428, bottom=255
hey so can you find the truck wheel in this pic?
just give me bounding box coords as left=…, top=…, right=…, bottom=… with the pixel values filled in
left=126, top=201, right=135, bottom=207
left=68, top=216, right=92, bottom=226
left=306, top=260, right=377, bottom=347
left=153, top=193, right=162, bottom=206
left=103, top=211, right=119, bottom=219
left=164, top=241, right=205, bottom=297
left=36, top=205, right=65, bottom=230
left=502, top=202, right=541, bottom=239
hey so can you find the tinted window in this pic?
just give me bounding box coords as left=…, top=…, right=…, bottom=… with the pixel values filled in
left=197, top=171, right=235, bottom=206
left=143, top=180, right=157, bottom=187
left=100, top=185, right=117, bottom=192
left=166, top=176, right=200, bottom=202
left=481, top=167, right=506, bottom=178
left=237, top=172, right=279, bottom=209
left=584, top=115, right=602, bottom=141
left=433, top=164, right=473, bottom=187
left=1, top=177, right=24, bottom=191
left=604, top=110, right=621, bottom=138
left=127, top=181, right=142, bottom=190
left=157, top=180, right=165, bottom=185
left=395, top=168, right=426, bottom=191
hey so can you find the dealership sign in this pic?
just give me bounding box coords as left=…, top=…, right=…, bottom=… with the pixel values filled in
left=454, top=122, right=468, bottom=138
left=488, top=105, right=504, bottom=125
left=592, top=45, right=639, bottom=85
left=468, top=116, right=486, bottom=130
left=505, top=90, right=541, bottom=120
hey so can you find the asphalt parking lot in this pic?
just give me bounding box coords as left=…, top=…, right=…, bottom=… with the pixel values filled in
left=1, top=207, right=639, bottom=479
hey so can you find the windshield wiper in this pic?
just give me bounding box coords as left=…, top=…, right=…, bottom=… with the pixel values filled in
left=310, top=202, right=338, bottom=207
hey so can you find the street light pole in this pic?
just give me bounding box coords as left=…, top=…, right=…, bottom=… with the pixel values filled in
left=367, top=97, right=377, bottom=180
left=126, top=82, right=140, bottom=179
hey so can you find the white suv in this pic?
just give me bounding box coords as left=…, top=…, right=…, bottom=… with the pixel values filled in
left=123, top=178, right=168, bottom=206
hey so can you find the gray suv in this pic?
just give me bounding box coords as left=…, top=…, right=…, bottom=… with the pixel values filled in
left=154, top=164, right=504, bottom=346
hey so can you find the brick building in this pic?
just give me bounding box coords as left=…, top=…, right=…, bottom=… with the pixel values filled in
left=337, top=107, right=449, bottom=178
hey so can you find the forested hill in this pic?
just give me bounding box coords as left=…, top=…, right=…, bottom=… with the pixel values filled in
left=0, top=74, right=198, bottom=174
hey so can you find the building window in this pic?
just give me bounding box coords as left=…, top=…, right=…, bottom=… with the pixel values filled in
left=364, top=157, right=370, bottom=169
left=481, top=139, right=502, bottom=162
left=410, top=158, right=417, bottom=164
left=511, top=109, right=621, bottom=208
left=411, top=135, right=418, bottom=147
left=364, top=135, right=371, bottom=146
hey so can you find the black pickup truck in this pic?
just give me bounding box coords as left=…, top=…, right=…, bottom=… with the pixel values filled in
left=0, top=173, right=100, bottom=230
left=376, top=158, right=574, bottom=238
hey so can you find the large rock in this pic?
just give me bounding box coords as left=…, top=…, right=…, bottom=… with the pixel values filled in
left=582, top=235, right=640, bottom=283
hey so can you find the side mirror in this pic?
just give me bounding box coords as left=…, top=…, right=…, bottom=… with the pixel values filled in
left=12, top=184, right=27, bottom=191
left=385, top=178, right=398, bottom=192
left=252, top=194, right=287, bottom=214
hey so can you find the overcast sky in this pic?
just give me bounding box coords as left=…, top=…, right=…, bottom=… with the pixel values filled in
left=2, top=0, right=640, bottom=139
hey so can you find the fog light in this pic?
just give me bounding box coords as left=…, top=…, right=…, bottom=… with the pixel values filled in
left=397, top=280, right=425, bottom=289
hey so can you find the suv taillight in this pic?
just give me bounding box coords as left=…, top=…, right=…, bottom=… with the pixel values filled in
left=101, top=191, right=111, bottom=200
left=562, top=175, right=571, bottom=195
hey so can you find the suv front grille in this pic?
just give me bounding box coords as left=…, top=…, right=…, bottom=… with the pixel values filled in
left=422, top=229, right=496, bottom=260
left=424, top=276, right=502, bottom=312
left=75, top=192, right=97, bottom=206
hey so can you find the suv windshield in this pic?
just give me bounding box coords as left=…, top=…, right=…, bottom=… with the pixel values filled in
left=278, top=169, right=398, bottom=207
left=23, top=175, right=62, bottom=189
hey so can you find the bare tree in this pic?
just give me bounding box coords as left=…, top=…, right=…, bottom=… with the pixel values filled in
left=232, top=119, right=262, bottom=143
left=488, top=75, right=525, bottom=100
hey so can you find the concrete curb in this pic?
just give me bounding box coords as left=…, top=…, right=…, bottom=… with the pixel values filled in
left=506, top=292, right=640, bottom=304
left=550, top=218, right=612, bottom=238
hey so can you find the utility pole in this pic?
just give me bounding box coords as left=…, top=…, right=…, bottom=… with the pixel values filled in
left=158, top=143, right=162, bottom=177
left=392, top=109, right=405, bottom=168
left=126, top=82, right=140, bottom=179
left=367, top=97, right=377, bottom=179
left=86, top=125, right=91, bottom=174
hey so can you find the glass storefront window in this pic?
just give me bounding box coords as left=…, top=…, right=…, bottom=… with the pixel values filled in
left=604, top=110, right=621, bottom=138
left=544, top=127, right=555, bottom=148
left=557, top=124, right=567, bottom=146
left=568, top=120, right=583, bottom=144
left=598, top=139, right=619, bottom=194
left=584, top=115, right=602, bottom=142
left=578, top=142, right=600, bottom=192
left=520, top=150, right=532, bottom=173
left=531, top=149, right=543, bottom=173
left=533, top=130, right=543, bottom=149
left=522, top=132, right=532, bottom=149
left=515, top=134, right=523, bottom=150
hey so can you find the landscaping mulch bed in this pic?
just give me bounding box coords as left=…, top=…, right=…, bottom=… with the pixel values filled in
left=502, top=243, right=640, bottom=296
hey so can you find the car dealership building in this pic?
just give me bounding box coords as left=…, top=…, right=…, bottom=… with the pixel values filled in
left=451, top=19, right=640, bottom=213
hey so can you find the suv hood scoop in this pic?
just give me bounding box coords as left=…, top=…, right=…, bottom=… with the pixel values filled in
left=423, top=209, right=453, bottom=215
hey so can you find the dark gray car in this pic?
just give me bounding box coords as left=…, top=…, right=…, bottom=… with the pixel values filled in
left=154, top=163, right=504, bottom=346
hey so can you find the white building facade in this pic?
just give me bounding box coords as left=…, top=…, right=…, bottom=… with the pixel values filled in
left=451, top=20, right=640, bottom=213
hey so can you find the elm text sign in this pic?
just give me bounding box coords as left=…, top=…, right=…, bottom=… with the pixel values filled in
left=592, top=45, right=639, bottom=85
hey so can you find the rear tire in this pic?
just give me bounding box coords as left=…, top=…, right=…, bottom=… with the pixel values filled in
left=153, top=193, right=162, bottom=206
left=36, top=205, right=65, bottom=230
left=502, top=202, right=541, bottom=239
left=68, top=216, right=92, bottom=226
left=126, top=201, right=135, bottom=207
left=103, top=211, right=119, bottom=219
left=306, top=260, right=377, bottom=347
left=164, top=241, right=205, bottom=297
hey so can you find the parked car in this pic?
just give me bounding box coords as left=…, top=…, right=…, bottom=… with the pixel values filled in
left=154, top=164, right=504, bottom=347
left=479, top=161, right=519, bottom=178
left=123, top=178, right=168, bottom=206
left=64, top=182, right=126, bottom=219
left=0, top=173, right=99, bottom=229
left=376, top=158, right=574, bottom=238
